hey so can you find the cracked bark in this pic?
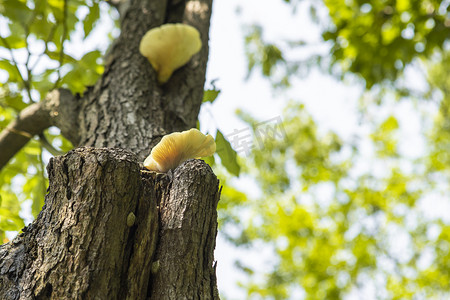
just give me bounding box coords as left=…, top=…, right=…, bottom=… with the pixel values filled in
left=151, top=159, right=220, bottom=299
left=0, top=0, right=219, bottom=298
left=0, top=148, right=220, bottom=299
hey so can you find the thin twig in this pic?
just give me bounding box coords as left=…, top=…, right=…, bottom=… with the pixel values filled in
left=38, top=144, right=47, bottom=201
left=30, top=23, right=58, bottom=71
left=6, top=127, right=34, bottom=139
left=53, top=0, right=69, bottom=89
left=0, top=35, right=33, bottom=102
left=38, top=133, right=64, bottom=156
left=23, top=10, right=38, bottom=101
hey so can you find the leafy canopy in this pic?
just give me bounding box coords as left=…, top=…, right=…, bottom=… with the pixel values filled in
left=0, top=0, right=106, bottom=242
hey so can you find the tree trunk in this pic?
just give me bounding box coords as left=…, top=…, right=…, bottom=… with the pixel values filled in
left=77, top=0, right=213, bottom=160
left=0, top=148, right=220, bottom=299
left=0, top=0, right=220, bottom=298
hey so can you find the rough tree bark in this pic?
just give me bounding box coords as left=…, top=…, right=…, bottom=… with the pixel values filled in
left=0, top=0, right=220, bottom=298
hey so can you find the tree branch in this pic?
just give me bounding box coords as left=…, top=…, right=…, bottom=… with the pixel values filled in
left=38, top=133, right=64, bottom=156
left=0, top=89, right=79, bottom=171
left=0, top=102, right=51, bottom=169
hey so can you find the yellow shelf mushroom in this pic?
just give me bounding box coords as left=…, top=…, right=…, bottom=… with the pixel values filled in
left=139, top=23, right=202, bottom=84
left=144, top=128, right=216, bottom=173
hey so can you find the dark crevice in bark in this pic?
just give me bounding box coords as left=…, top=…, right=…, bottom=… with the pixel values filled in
left=165, top=0, right=187, bottom=23
left=150, top=159, right=221, bottom=300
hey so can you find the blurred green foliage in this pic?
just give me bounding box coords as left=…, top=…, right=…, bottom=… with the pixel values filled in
left=427, top=51, right=450, bottom=174
left=324, top=0, right=449, bottom=88
left=222, top=0, right=450, bottom=299
left=371, top=115, right=399, bottom=157
left=219, top=97, right=450, bottom=298
left=0, top=0, right=106, bottom=241
left=245, top=25, right=288, bottom=88
left=245, top=0, right=450, bottom=89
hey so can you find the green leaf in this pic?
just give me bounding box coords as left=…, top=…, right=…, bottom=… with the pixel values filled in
left=380, top=115, right=399, bottom=132
left=3, top=92, right=27, bottom=111
left=61, top=50, right=103, bottom=94
left=0, top=34, right=26, bottom=49
left=0, top=60, right=22, bottom=82
left=202, top=154, right=215, bottom=167
left=1, top=0, right=32, bottom=23
left=0, top=190, right=24, bottom=235
left=203, top=89, right=221, bottom=103
left=0, top=208, right=24, bottom=228
left=45, top=51, right=77, bottom=64
left=216, top=130, right=240, bottom=176
left=370, top=115, right=399, bottom=157
left=83, top=2, right=100, bottom=38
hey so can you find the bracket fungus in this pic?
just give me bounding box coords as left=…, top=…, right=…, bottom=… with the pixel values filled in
left=139, top=23, right=202, bottom=84
left=144, top=128, right=216, bottom=173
